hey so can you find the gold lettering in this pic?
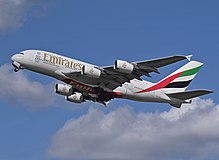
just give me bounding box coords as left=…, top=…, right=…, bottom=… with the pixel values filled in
left=64, top=60, right=70, bottom=68
left=74, top=63, right=82, bottom=70
left=61, top=59, right=65, bottom=65
left=73, top=63, right=77, bottom=70
left=62, top=59, right=68, bottom=66
left=78, top=64, right=83, bottom=70
left=50, top=56, right=59, bottom=64
left=44, top=53, right=49, bottom=61
left=58, top=57, right=61, bottom=65
left=43, top=53, right=83, bottom=70
left=70, top=61, right=74, bottom=69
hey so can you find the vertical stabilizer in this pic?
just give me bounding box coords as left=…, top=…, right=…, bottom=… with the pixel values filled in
left=136, top=61, right=203, bottom=94
left=163, top=61, right=203, bottom=92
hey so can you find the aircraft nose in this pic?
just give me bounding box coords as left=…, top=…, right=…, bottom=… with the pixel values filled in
left=11, top=54, right=18, bottom=62
left=11, top=53, right=24, bottom=63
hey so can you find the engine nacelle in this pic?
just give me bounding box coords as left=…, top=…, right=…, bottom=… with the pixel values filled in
left=81, top=65, right=101, bottom=78
left=55, top=84, right=73, bottom=96
left=65, top=92, right=83, bottom=103
left=114, top=60, right=134, bottom=74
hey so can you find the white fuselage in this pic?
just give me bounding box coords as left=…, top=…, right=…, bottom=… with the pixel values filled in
left=11, top=50, right=175, bottom=104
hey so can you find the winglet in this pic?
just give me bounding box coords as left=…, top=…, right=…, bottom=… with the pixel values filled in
left=186, top=55, right=193, bottom=61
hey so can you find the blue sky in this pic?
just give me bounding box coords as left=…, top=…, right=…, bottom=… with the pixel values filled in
left=0, top=0, right=218, bottom=160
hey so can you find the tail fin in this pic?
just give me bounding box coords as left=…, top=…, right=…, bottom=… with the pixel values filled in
left=163, top=61, right=213, bottom=108
left=137, top=61, right=203, bottom=94
left=159, top=60, right=203, bottom=93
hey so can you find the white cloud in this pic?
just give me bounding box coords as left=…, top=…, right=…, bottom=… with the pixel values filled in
left=0, top=64, right=56, bottom=108
left=0, top=0, right=50, bottom=31
left=48, top=98, right=219, bottom=160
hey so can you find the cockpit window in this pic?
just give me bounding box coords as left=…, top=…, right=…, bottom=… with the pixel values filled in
left=19, top=53, right=24, bottom=55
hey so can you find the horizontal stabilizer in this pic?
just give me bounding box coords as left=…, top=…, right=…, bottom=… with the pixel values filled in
left=167, top=90, right=213, bottom=100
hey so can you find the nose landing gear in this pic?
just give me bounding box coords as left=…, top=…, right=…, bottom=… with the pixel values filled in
left=12, top=61, right=22, bottom=72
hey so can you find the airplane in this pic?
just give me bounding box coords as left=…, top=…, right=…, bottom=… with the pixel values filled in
left=11, top=50, right=213, bottom=108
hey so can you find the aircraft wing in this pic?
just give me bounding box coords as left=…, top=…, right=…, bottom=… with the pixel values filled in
left=134, top=55, right=192, bottom=68
left=100, top=55, right=191, bottom=90
left=64, top=55, right=190, bottom=91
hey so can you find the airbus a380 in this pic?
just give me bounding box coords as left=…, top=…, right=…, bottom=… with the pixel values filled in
left=11, top=50, right=213, bottom=108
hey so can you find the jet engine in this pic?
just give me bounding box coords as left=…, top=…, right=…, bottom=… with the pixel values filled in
left=65, top=92, right=83, bottom=103
left=114, top=60, right=134, bottom=74
left=55, top=84, right=73, bottom=96
left=81, top=65, right=101, bottom=78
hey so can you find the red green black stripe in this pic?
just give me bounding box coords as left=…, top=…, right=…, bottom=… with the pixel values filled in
left=137, top=65, right=202, bottom=93
left=164, top=80, right=192, bottom=88
left=179, top=65, right=202, bottom=77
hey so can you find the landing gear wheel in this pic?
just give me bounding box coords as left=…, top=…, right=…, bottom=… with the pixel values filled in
left=14, top=68, right=19, bottom=72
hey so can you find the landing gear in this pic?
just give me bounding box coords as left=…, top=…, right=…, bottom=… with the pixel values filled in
left=12, top=61, right=21, bottom=72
